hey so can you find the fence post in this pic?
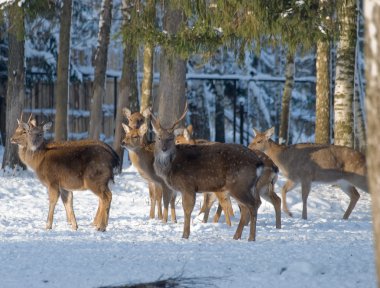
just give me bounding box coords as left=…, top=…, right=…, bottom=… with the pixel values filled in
left=239, top=101, right=244, bottom=144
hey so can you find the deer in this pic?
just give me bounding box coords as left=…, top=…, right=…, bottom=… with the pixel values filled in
left=11, top=118, right=120, bottom=231
left=174, top=125, right=235, bottom=226
left=122, top=107, right=172, bottom=221
left=11, top=115, right=78, bottom=229
left=121, top=121, right=177, bottom=223
left=249, top=127, right=368, bottom=220
left=151, top=104, right=265, bottom=241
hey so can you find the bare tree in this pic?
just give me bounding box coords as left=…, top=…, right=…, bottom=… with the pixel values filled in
left=54, top=0, right=73, bottom=141
left=2, top=2, right=25, bottom=169
left=89, top=0, right=113, bottom=140
left=333, top=0, right=357, bottom=147
left=364, top=0, right=380, bottom=282
left=279, top=52, right=295, bottom=145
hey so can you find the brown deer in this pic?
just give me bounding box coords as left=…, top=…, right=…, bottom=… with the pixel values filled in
left=122, top=108, right=168, bottom=221
left=174, top=125, right=235, bottom=226
left=11, top=115, right=78, bottom=229
left=151, top=105, right=265, bottom=241
left=11, top=119, right=119, bottom=231
left=121, top=122, right=177, bottom=223
left=249, top=127, right=368, bottom=220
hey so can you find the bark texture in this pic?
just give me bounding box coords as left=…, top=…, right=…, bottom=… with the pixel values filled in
left=315, top=39, right=331, bottom=144
left=333, top=0, right=357, bottom=147
left=54, top=0, right=73, bottom=141
left=364, top=0, right=380, bottom=283
left=89, top=0, right=113, bottom=140
left=2, top=3, right=25, bottom=169
left=279, top=52, right=294, bottom=145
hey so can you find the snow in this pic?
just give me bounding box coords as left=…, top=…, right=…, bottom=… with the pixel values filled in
left=0, top=149, right=376, bottom=288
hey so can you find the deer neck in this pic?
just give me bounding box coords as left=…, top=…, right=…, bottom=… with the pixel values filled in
left=154, top=145, right=176, bottom=179
left=263, top=140, right=288, bottom=169
left=24, top=141, right=48, bottom=171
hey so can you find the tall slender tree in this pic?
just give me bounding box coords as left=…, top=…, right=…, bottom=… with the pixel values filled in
left=333, top=0, right=357, bottom=147
left=315, top=0, right=331, bottom=144
left=113, top=0, right=139, bottom=165
left=279, top=52, right=295, bottom=145
left=88, top=0, right=113, bottom=140
left=54, top=0, right=72, bottom=141
left=2, top=1, right=25, bottom=169
left=364, top=0, right=380, bottom=282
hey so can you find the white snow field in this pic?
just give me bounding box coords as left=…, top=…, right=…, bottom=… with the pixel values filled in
left=0, top=150, right=376, bottom=288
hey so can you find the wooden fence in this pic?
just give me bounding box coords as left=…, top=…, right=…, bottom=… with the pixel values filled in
left=24, top=77, right=118, bottom=143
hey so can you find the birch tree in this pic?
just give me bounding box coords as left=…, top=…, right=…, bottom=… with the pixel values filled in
left=333, top=0, right=357, bottom=147
left=364, top=0, right=380, bottom=282
left=54, top=0, right=72, bottom=141
left=89, top=0, right=113, bottom=140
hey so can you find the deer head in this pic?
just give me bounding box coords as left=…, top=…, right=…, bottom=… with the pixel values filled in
left=122, top=107, right=150, bottom=129
left=249, top=127, right=275, bottom=152
left=121, top=122, right=148, bottom=150
left=151, top=103, right=188, bottom=153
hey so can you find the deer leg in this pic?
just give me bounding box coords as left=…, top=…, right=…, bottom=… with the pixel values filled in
left=281, top=180, right=297, bottom=217
left=148, top=182, right=156, bottom=219
left=60, top=189, right=78, bottom=230
left=181, top=192, right=196, bottom=239
left=200, top=193, right=213, bottom=223
left=261, top=183, right=281, bottom=229
left=233, top=206, right=249, bottom=240
left=155, top=184, right=163, bottom=220
left=169, top=190, right=177, bottom=223
left=46, top=185, right=60, bottom=230
left=213, top=204, right=223, bottom=223
left=90, top=183, right=112, bottom=232
left=340, top=184, right=360, bottom=220
left=214, top=192, right=233, bottom=226
left=301, top=181, right=311, bottom=220
left=162, top=186, right=171, bottom=223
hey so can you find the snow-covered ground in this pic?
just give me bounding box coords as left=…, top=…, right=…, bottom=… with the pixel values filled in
left=0, top=148, right=376, bottom=288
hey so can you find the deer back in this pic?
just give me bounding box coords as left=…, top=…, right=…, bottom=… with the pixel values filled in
left=250, top=127, right=367, bottom=191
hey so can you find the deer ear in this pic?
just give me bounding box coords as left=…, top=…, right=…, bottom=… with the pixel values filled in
left=173, top=128, right=184, bottom=137
left=265, top=127, right=275, bottom=139
left=252, top=128, right=259, bottom=137
left=151, top=117, right=160, bottom=134
left=138, top=123, right=148, bottom=137
left=187, top=124, right=193, bottom=136
left=43, top=122, right=52, bottom=132
left=141, top=107, right=151, bottom=118
left=184, top=128, right=191, bottom=141
left=122, top=123, right=130, bottom=134
left=122, top=108, right=132, bottom=119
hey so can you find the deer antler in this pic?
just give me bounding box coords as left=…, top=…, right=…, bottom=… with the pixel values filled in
left=169, top=102, right=188, bottom=131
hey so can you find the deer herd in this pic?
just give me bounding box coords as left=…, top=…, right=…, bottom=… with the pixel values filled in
left=10, top=105, right=369, bottom=242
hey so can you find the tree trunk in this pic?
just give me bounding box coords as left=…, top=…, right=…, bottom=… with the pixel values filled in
left=89, top=0, right=113, bottom=140
left=54, top=0, right=73, bottom=141
left=2, top=3, right=25, bottom=169
left=157, top=6, right=186, bottom=128
left=214, top=80, right=225, bottom=142
left=113, top=0, right=139, bottom=168
left=315, top=0, right=331, bottom=145
left=364, top=0, right=380, bottom=283
left=140, top=44, right=154, bottom=112
left=354, top=87, right=366, bottom=153
left=279, top=52, right=295, bottom=145
left=140, top=0, right=155, bottom=113
left=333, top=0, right=357, bottom=148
